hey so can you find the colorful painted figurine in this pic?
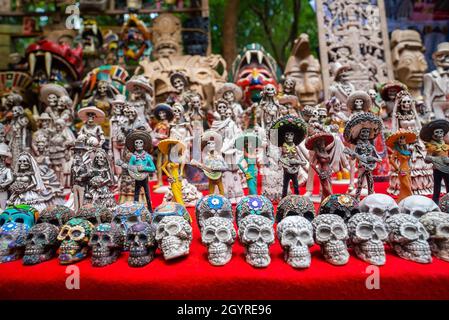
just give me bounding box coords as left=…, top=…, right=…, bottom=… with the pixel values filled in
left=235, top=133, right=262, bottom=195
left=0, top=144, right=13, bottom=211
left=70, top=140, right=91, bottom=212
left=420, top=119, right=449, bottom=205
left=344, top=112, right=383, bottom=200
left=386, top=130, right=417, bottom=203
left=78, top=105, right=106, bottom=148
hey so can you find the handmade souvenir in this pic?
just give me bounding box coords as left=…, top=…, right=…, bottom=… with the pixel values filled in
left=379, top=81, right=408, bottom=116
left=235, top=133, right=262, bottom=196
left=112, top=202, right=151, bottom=235
left=270, top=115, right=308, bottom=198
left=385, top=130, right=416, bottom=202
left=151, top=13, right=182, bottom=60
left=0, top=204, right=38, bottom=230
left=343, top=112, right=383, bottom=199
left=34, top=113, right=53, bottom=141
left=39, top=83, right=68, bottom=117
left=195, top=194, right=233, bottom=231
left=77, top=19, right=104, bottom=70
left=259, top=84, right=281, bottom=129
left=75, top=204, right=112, bottom=226
left=276, top=195, right=316, bottom=223
left=391, top=29, right=427, bottom=101
left=398, top=195, right=440, bottom=219
left=216, top=83, right=244, bottom=123
left=318, top=193, right=359, bottom=223
left=70, top=140, right=90, bottom=213
left=328, top=63, right=354, bottom=114
left=358, top=193, right=399, bottom=221
left=186, top=93, right=206, bottom=151
left=312, top=214, right=350, bottom=266
left=78, top=106, right=106, bottom=148
left=235, top=195, right=275, bottom=226
left=386, top=214, right=432, bottom=264
left=201, top=217, right=236, bottom=266
left=152, top=202, right=192, bottom=260
left=37, top=205, right=73, bottom=227
left=0, top=222, right=30, bottom=263
left=8, top=104, right=32, bottom=165
left=0, top=144, right=13, bottom=210
left=23, top=222, right=59, bottom=265
left=57, top=218, right=94, bottom=265
left=277, top=216, right=314, bottom=269
left=125, top=75, right=153, bottom=129
left=122, top=130, right=155, bottom=211
left=284, top=33, right=323, bottom=106
left=169, top=103, right=192, bottom=143
left=110, top=95, right=128, bottom=175
left=89, top=223, right=123, bottom=267
left=153, top=104, right=174, bottom=191
left=424, top=42, right=449, bottom=120
left=420, top=212, right=449, bottom=262
left=126, top=222, right=156, bottom=267
left=49, top=119, right=71, bottom=184
left=420, top=119, right=449, bottom=204
left=118, top=15, right=152, bottom=68
left=348, top=212, right=388, bottom=265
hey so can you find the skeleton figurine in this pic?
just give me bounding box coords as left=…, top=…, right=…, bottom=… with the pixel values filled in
left=277, top=216, right=314, bottom=268
left=8, top=105, right=31, bottom=166
left=23, top=223, right=59, bottom=265
left=347, top=213, right=388, bottom=265
left=329, top=62, right=355, bottom=115
left=216, top=83, right=244, bottom=125
left=0, top=144, right=13, bottom=210
left=126, top=75, right=153, bottom=125
left=33, top=113, right=54, bottom=141
left=70, top=140, right=90, bottom=212
left=201, top=217, right=236, bottom=266
left=386, top=214, right=432, bottom=264
left=49, top=119, right=70, bottom=184
left=126, top=222, right=156, bottom=267
left=78, top=106, right=106, bottom=148
left=420, top=212, right=449, bottom=262
left=259, top=84, right=281, bottom=129
left=57, top=218, right=94, bottom=264
left=312, top=214, right=350, bottom=266
left=343, top=112, right=383, bottom=199
left=110, top=95, right=128, bottom=176
left=89, top=223, right=123, bottom=267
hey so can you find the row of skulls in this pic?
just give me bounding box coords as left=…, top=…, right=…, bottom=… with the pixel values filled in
left=1, top=192, right=449, bottom=268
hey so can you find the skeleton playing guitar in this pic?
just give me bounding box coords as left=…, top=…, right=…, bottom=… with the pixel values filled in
left=344, top=148, right=381, bottom=171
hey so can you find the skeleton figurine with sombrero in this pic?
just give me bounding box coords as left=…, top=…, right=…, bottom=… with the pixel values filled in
left=216, top=82, right=244, bottom=125
left=329, top=62, right=354, bottom=116
left=0, top=143, right=13, bottom=210
left=123, top=130, right=156, bottom=212
left=78, top=105, right=106, bottom=148
left=70, top=138, right=91, bottom=212
left=379, top=81, right=408, bottom=120
left=126, top=74, right=153, bottom=125
left=39, top=83, right=69, bottom=118
left=343, top=112, right=383, bottom=200
left=420, top=119, right=449, bottom=204
left=347, top=90, right=372, bottom=116
left=270, top=115, right=308, bottom=198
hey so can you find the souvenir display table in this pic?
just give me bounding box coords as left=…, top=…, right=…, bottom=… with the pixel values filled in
left=1, top=180, right=449, bottom=300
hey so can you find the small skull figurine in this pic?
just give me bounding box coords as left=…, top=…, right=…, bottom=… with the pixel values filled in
left=420, top=212, right=449, bottom=262
left=276, top=195, right=316, bottom=223
left=23, top=223, right=59, bottom=265
left=312, top=214, right=350, bottom=265
left=75, top=204, right=112, bottom=226
left=155, top=215, right=192, bottom=260
left=195, top=195, right=233, bottom=231
left=37, top=205, right=73, bottom=227
left=386, top=214, right=432, bottom=264
left=239, top=215, right=275, bottom=268
left=439, top=194, right=449, bottom=213
left=277, top=216, right=314, bottom=268
left=125, top=222, right=156, bottom=267
left=201, top=217, right=236, bottom=266
left=0, top=222, right=30, bottom=263
left=398, top=195, right=440, bottom=219
left=113, top=202, right=151, bottom=234
left=57, top=218, right=94, bottom=264
left=359, top=194, right=399, bottom=221
left=319, top=194, right=359, bottom=223
left=347, top=213, right=388, bottom=265
left=89, top=223, right=123, bottom=267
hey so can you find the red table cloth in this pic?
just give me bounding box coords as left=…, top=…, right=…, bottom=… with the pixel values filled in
left=1, top=180, right=449, bottom=300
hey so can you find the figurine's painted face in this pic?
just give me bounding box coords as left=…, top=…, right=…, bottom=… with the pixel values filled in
left=113, top=104, right=124, bottom=115
left=40, top=119, right=50, bottom=129
left=12, top=106, right=23, bottom=118
left=339, top=68, right=350, bottom=82
left=87, top=112, right=96, bottom=125
left=216, top=102, right=228, bottom=116
left=354, top=98, right=364, bottom=110
left=225, top=108, right=233, bottom=119
left=400, top=95, right=412, bottom=112
left=172, top=77, right=185, bottom=93
left=95, top=153, right=106, bottom=166
left=435, top=53, right=449, bottom=69
left=17, top=155, right=31, bottom=172
left=388, top=88, right=398, bottom=100
left=47, top=94, right=58, bottom=107
left=223, top=91, right=235, bottom=102
left=36, top=141, right=46, bottom=153
left=394, top=49, right=428, bottom=90
left=433, top=128, right=445, bottom=141
left=207, top=140, right=216, bottom=151
left=55, top=122, right=63, bottom=132
left=284, top=78, right=296, bottom=92
left=158, top=110, right=167, bottom=120
left=172, top=105, right=182, bottom=119
left=134, top=139, right=144, bottom=151
left=285, top=131, right=295, bottom=143
left=368, top=89, right=377, bottom=100
left=132, top=86, right=143, bottom=97
left=398, top=135, right=407, bottom=145
left=158, top=46, right=177, bottom=59
left=57, top=97, right=70, bottom=110
left=264, top=84, right=276, bottom=97
left=359, top=128, right=371, bottom=140
left=98, top=81, right=108, bottom=96
left=191, top=96, right=201, bottom=109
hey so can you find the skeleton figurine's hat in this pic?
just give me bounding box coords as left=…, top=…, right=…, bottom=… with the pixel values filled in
left=126, top=75, right=154, bottom=95
left=78, top=106, right=106, bottom=123
left=419, top=119, right=449, bottom=142
left=216, top=82, right=243, bottom=101
left=153, top=103, right=174, bottom=121
left=157, top=138, right=186, bottom=155
left=343, top=112, right=383, bottom=144
left=270, top=115, right=308, bottom=147
left=346, top=91, right=372, bottom=112
left=304, top=131, right=334, bottom=151
left=39, top=83, right=69, bottom=103
left=433, top=42, right=449, bottom=59
left=379, top=81, right=408, bottom=102
left=385, top=129, right=417, bottom=148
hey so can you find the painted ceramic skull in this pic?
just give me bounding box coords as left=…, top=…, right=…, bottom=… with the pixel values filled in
left=398, top=195, right=440, bottom=219
left=37, top=205, right=73, bottom=227
left=0, top=205, right=38, bottom=229
left=419, top=212, right=449, bottom=262
left=125, top=222, right=156, bottom=267
left=155, top=215, right=192, bottom=260
left=195, top=194, right=233, bottom=231
left=359, top=194, right=399, bottom=221
left=75, top=204, right=112, bottom=226
left=57, top=218, right=94, bottom=264
left=347, top=213, right=387, bottom=265
left=312, top=214, right=350, bottom=265
left=438, top=194, right=449, bottom=213
left=277, top=216, right=314, bottom=268
left=236, top=195, right=274, bottom=227
left=0, top=222, right=29, bottom=263
left=23, top=223, right=59, bottom=265
left=276, top=195, right=316, bottom=223
left=238, top=215, right=275, bottom=268
left=201, top=217, right=236, bottom=266
left=89, top=223, right=123, bottom=267
left=319, top=194, right=359, bottom=223
left=386, top=214, right=432, bottom=263
left=113, top=202, right=151, bottom=234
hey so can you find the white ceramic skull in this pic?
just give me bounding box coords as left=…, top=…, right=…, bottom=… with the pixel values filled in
left=386, top=214, right=432, bottom=263
left=359, top=194, right=399, bottom=221
left=201, top=217, right=236, bottom=266
left=312, top=214, right=350, bottom=265
left=238, top=215, right=274, bottom=268
left=277, top=216, right=314, bottom=268
left=398, top=195, right=440, bottom=219
left=348, top=213, right=388, bottom=265
left=155, top=216, right=192, bottom=260
left=419, top=212, right=449, bottom=262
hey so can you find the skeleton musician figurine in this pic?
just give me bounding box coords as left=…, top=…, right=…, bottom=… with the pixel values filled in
left=344, top=113, right=383, bottom=200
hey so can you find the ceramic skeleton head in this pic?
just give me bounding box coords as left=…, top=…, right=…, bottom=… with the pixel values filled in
left=195, top=195, right=233, bottom=231
left=398, top=195, right=440, bottom=219
left=201, top=217, right=236, bottom=266
left=238, top=215, right=275, bottom=268
left=312, top=214, right=349, bottom=265
left=359, top=194, right=399, bottom=221
left=386, top=214, right=432, bottom=264
left=0, top=222, right=29, bottom=263
left=89, top=223, right=123, bottom=267
left=125, top=222, right=156, bottom=267
left=23, top=223, right=59, bottom=265
left=277, top=216, right=314, bottom=268
left=155, top=216, right=192, bottom=260
left=419, top=212, right=449, bottom=262
left=57, top=218, right=94, bottom=264
left=348, top=213, right=388, bottom=265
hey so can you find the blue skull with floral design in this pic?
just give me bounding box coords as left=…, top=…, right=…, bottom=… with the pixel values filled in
left=0, top=222, right=30, bottom=263
left=236, top=195, right=274, bottom=227
left=112, top=202, right=151, bottom=234
left=0, top=205, right=38, bottom=229
left=195, top=195, right=233, bottom=231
